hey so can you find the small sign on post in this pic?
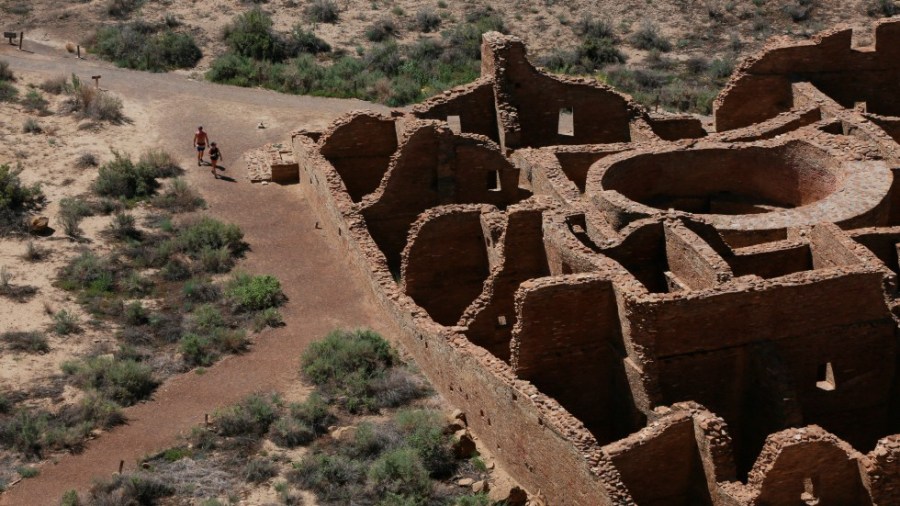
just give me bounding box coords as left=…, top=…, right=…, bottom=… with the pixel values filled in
left=3, top=32, right=16, bottom=45
left=92, top=75, right=101, bottom=89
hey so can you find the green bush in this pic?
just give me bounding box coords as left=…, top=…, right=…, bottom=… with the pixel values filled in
left=58, top=197, right=93, bottom=238
left=415, top=8, right=441, bottom=32
left=52, top=309, right=81, bottom=335
left=395, top=409, right=455, bottom=477
left=0, top=409, right=47, bottom=456
left=60, top=490, right=80, bottom=506
left=61, top=356, right=157, bottom=406
left=244, top=457, right=278, bottom=483
left=174, top=217, right=244, bottom=257
left=192, top=303, right=225, bottom=331
left=368, top=447, right=432, bottom=499
left=107, top=212, right=140, bottom=240
left=0, top=164, right=43, bottom=212
left=0, top=59, right=13, bottom=81
left=365, top=17, right=398, bottom=42
left=286, top=26, right=331, bottom=55
left=39, top=75, right=68, bottom=94
left=180, top=328, right=248, bottom=366
left=867, top=0, right=897, bottom=16
left=152, top=178, right=205, bottom=213
left=288, top=454, right=365, bottom=500
left=301, top=329, right=395, bottom=413
left=93, top=152, right=158, bottom=200
left=253, top=307, right=283, bottom=331
left=88, top=473, right=174, bottom=505
left=22, top=117, right=42, bottom=134
left=107, top=0, right=144, bottom=18
left=306, top=0, right=339, bottom=23
left=224, top=8, right=285, bottom=61
left=2, top=331, right=49, bottom=353
left=182, top=278, right=221, bottom=303
left=21, top=89, right=48, bottom=113
left=269, top=393, right=334, bottom=447
left=214, top=394, right=278, bottom=437
left=0, top=81, right=17, bottom=102
left=226, top=273, right=284, bottom=311
left=199, top=246, right=233, bottom=273
left=58, top=250, right=114, bottom=292
left=630, top=21, right=671, bottom=51
left=138, top=148, right=181, bottom=178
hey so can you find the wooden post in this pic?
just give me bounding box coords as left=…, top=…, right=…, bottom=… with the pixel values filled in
left=18, top=31, right=23, bottom=50
left=77, top=45, right=81, bottom=59
left=204, top=413, right=209, bottom=427
left=118, top=460, right=124, bottom=474
left=92, top=75, right=101, bottom=89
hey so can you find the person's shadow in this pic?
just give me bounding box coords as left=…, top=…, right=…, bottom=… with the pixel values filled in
left=213, top=165, right=236, bottom=183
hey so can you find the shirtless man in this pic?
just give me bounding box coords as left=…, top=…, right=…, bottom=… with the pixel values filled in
left=193, top=126, right=209, bottom=166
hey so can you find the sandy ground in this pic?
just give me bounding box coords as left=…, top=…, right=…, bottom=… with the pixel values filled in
left=0, top=39, right=403, bottom=504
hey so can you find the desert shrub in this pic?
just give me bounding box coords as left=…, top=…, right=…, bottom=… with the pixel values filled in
left=139, top=148, right=180, bottom=178
left=174, top=217, right=244, bottom=256
left=60, top=490, right=79, bottom=506
left=22, top=89, right=48, bottom=113
left=0, top=164, right=43, bottom=213
left=269, top=393, right=334, bottom=447
left=52, top=309, right=81, bottom=335
left=244, top=458, right=278, bottom=483
left=75, top=152, right=98, bottom=169
left=454, top=494, right=491, bottom=506
left=224, top=8, right=285, bottom=61
left=107, top=212, right=140, bottom=240
left=0, top=81, right=18, bottom=102
left=22, top=118, right=44, bottom=134
left=93, top=152, right=158, bottom=199
left=88, top=473, right=174, bottom=505
left=372, top=368, right=428, bottom=409
left=2, top=331, right=49, bottom=353
left=288, top=454, right=365, bottom=500
left=867, top=0, right=897, bottom=16
left=301, top=329, right=395, bottom=413
left=226, top=273, right=284, bottom=311
left=306, top=0, right=339, bottom=23
left=22, top=240, right=46, bottom=262
left=152, top=178, right=204, bottom=213
left=58, top=393, right=126, bottom=429
left=62, top=75, right=125, bottom=122
left=214, top=394, right=278, bottom=437
left=162, top=258, right=191, bottom=281
left=58, top=197, right=93, bottom=237
left=286, top=26, right=331, bottom=55
left=394, top=409, right=455, bottom=477
left=366, top=17, right=398, bottom=42
left=62, top=356, right=157, bottom=406
left=415, top=8, right=441, bottom=32
left=199, top=246, right=233, bottom=273
left=107, top=0, right=144, bottom=18
left=341, top=421, right=402, bottom=460
left=368, top=447, right=432, bottom=498
left=575, top=17, right=614, bottom=39
left=124, top=301, right=149, bottom=325
left=39, top=75, right=69, bottom=94
left=0, top=59, right=13, bottom=81
left=444, top=7, right=507, bottom=60
left=708, top=57, right=735, bottom=80
left=58, top=250, right=114, bottom=292
left=630, top=21, right=671, bottom=51
left=253, top=307, right=283, bottom=331
left=191, top=303, right=224, bottom=331
left=180, top=328, right=248, bottom=366
left=0, top=409, right=47, bottom=456
left=543, top=34, right=626, bottom=73
left=183, top=278, right=221, bottom=303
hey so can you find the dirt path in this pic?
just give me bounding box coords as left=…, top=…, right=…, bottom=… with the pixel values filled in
left=0, top=44, right=396, bottom=505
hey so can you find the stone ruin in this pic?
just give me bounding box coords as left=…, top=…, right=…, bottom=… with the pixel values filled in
left=259, top=18, right=900, bottom=505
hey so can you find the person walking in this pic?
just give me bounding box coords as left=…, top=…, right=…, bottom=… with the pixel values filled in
left=193, top=126, right=209, bottom=166
left=209, top=142, right=222, bottom=178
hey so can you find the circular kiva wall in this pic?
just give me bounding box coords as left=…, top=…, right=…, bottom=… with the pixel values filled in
left=587, top=140, right=892, bottom=246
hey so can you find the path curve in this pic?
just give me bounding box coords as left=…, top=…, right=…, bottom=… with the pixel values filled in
left=0, top=43, right=396, bottom=505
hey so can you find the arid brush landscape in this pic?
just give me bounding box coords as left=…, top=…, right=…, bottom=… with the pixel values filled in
left=1, top=0, right=899, bottom=505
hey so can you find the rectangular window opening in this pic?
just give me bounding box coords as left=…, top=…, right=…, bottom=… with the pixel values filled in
left=801, top=476, right=819, bottom=505
left=447, top=115, right=462, bottom=134
left=558, top=107, right=574, bottom=137
left=497, top=315, right=508, bottom=327
left=816, top=362, right=836, bottom=391
left=486, top=170, right=501, bottom=191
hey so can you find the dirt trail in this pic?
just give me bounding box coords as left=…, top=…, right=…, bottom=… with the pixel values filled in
left=0, top=44, right=395, bottom=505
